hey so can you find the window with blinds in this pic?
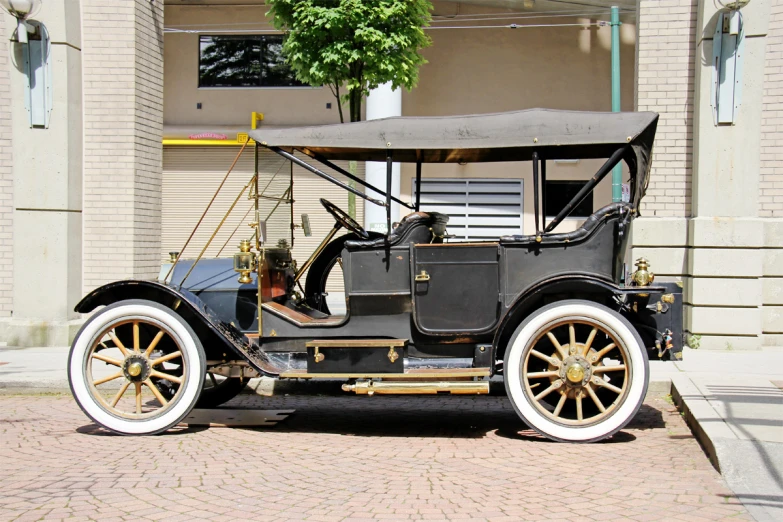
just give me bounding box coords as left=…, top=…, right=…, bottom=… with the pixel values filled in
left=413, top=179, right=524, bottom=240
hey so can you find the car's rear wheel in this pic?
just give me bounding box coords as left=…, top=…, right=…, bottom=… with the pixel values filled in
left=504, top=300, right=648, bottom=442
left=68, top=300, right=205, bottom=435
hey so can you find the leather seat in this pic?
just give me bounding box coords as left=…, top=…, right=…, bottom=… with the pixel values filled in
left=500, top=202, right=633, bottom=245
left=345, top=211, right=449, bottom=249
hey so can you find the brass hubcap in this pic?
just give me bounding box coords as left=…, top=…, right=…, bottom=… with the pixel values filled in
left=128, top=362, right=142, bottom=377
left=522, top=319, right=630, bottom=426
left=566, top=363, right=585, bottom=383
left=86, top=319, right=186, bottom=418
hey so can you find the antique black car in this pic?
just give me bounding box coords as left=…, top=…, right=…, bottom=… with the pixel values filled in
left=68, top=109, right=682, bottom=442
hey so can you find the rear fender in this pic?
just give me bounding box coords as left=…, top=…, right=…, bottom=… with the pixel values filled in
left=491, top=275, right=663, bottom=375
left=75, top=280, right=279, bottom=377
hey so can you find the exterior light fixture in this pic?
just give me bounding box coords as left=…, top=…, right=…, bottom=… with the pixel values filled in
left=1, top=0, right=50, bottom=128
left=233, top=239, right=255, bottom=284
left=0, top=0, right=41, bottom=44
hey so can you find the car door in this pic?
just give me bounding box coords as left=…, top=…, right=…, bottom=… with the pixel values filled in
left=412, top=243, right=500, bottom=334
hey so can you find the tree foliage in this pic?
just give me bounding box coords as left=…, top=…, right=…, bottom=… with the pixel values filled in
left=267, top=0, right=433, bottom=122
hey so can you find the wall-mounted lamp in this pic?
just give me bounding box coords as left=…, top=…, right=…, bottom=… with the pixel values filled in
left=1, top=0, right=40, bottom=44
left=1, top=0, right=50, bottom=128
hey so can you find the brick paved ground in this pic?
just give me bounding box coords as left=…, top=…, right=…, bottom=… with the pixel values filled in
left=0, top=390, right=750, bottom=522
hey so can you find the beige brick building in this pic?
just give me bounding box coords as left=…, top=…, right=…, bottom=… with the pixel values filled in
left=0, top=0, right=781, bottom=349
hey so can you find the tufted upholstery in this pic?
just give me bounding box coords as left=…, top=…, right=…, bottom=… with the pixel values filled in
left=500, top=202, right=633, bottom=245
left=345, top=211, right=450, bottom=250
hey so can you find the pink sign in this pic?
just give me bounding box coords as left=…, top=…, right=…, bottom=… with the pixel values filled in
left=189, top=132, right=228, bottom=140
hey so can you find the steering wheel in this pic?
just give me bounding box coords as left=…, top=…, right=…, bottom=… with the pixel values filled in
left=320, top=198, right=370, bottom=239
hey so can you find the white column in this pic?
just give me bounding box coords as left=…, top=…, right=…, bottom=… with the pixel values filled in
left=364, top=82, right=402, bottom=232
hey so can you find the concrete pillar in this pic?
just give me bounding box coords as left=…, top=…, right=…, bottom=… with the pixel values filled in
left=685, top=0, right=772, bottom=350
left=364, top=82, right=402, bottom=232
left=0, top=15, right=13, bottom=321
left=0, top=1, right=83, bottom=347
left=82, top=0, right=164, bottom=291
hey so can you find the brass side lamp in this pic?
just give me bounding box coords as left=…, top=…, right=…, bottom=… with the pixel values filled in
left=233, top=239, right=255, bottom=284
left=631, top=257, right=654, bottom=287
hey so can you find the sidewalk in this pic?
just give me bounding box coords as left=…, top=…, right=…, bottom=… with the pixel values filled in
left=666, top=347, right=783, bottom=522
left=1, top=344, right=781, bottom=520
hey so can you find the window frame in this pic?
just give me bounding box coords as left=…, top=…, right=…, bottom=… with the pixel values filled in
left=197, top=34, right=311, bottom=90
left=544, top=180, right=594, bottom=219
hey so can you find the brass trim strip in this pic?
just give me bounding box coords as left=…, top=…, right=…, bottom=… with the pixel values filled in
left=305, top=339, right=407, bottom=348
left=279, top=368, right=490, bottom=379
left=343, top=380, right=490, bottom=395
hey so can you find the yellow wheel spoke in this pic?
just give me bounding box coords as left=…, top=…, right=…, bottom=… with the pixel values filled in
left=553, top=392, right=568, bottom=417
left=144, top=330, right=166, bottom=358
left=586, top=385, right=606, bottom=413
left=546, top=332, right=568, bottom=359
left=568, top=323, right=576, bottom=354
left=92, top=353, right=122, bottom=367
left=150, top=370, right=182, bottom=384
left=582, top=327, right=598, bottom=356
left=108, top=332, right=129, bottom=357
left=534, top=380, right=562, bottom=401
left=530, top=349, right=559, bottom=367
left=593, top=343, right=616, bottom=361
left=150, top=351, right=182, bottom=366
left=110, top=381, right=131, bottom=407
left=133, top=321, right=140, bottom=353
left=576, top=393, right=583, bottom=421
left=93, top=371, right=124, bottom=386
left=593, top=364, right=626, bottom=373
left=593, top=377, right=623, bottom=395
left=135, top=382, right=142, bottom=414
left=526, top=370, right=559, bottom=379
left=143, top=379, right=169, bottom=407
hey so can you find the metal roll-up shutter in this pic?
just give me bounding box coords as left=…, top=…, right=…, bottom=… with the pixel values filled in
left=162, top=147, right=365, bottom=293
left=162, top=146, right=292, bottom=261
left=414, top=179, right=523, bottom=240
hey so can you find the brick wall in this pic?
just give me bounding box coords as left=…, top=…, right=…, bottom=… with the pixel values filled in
left=82, top=0, right=164, bottom=292
left=0, top=15, right=13, bottom=317
left=635, top=0, right=697, bottom=218
left=760, top=0, right=783, bottom=218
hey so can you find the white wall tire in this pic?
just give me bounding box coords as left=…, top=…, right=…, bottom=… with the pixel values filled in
left=68, top=299, right=206, bottom=435
left=504, top=299, right=649, bottom=442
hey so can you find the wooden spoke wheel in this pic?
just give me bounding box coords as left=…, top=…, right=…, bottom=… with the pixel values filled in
left=504, top=300, right=648, bottom=442
left=68, top=300, right=205, bottom=435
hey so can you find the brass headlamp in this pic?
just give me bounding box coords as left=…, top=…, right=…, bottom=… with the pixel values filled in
left=631, top=257, right=654, bottom=287
left=233, top=239, right=255, bottom=284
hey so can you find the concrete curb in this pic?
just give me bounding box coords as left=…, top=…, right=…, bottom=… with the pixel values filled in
left=670, top=374, right=726, bottom=471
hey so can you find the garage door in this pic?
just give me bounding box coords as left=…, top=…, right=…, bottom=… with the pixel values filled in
left=162, top=147, right=364, bottom=292
left=413, top=179, right=524, bottom=240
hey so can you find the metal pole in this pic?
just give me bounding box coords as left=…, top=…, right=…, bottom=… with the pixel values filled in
left=415, top=161, right=422, bottom=212
left=532, top=152, right=540, bottom=237
left=386, top=150, right=393, bottom=236
left=541, top=158, right=547, bottom=231
left=611, top=5, right=622, bottom=203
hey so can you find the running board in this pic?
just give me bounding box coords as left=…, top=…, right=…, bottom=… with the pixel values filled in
left=279, top=368, right=490, bottom=379
left=342, top=380, right=489, bottom=395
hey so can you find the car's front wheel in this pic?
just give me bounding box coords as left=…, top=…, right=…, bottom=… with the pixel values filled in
left=68, top=299, right=205, bottom=435
left=504, top=299, right=649, bottom=442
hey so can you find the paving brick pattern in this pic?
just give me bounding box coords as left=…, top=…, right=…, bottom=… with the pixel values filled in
left=0, top=392, right=750, bottom=521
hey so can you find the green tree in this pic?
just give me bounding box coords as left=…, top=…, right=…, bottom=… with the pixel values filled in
left=267, top=0, right=433, bottom=123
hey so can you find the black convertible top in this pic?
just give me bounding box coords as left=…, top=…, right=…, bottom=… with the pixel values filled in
left=248, top=109, right=659, bottom=206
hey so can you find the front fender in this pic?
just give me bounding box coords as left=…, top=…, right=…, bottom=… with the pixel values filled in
left=75, top=280, right=280, bottom=377
left=491, top=274, right=666, bottom=375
